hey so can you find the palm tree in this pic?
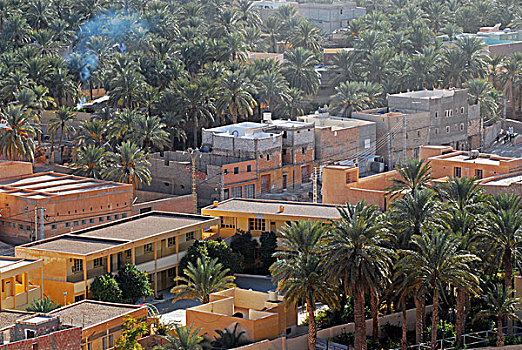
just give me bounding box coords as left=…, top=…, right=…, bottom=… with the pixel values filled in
left=104, top=141, right=151, bottom=190
left=270, top=220, right=335, bottom=350
left=329, top=81, right=372, bottom=118
left=75, top=120, right=108, bottom=147
left=397, top=232, right=480, bottom=350
left=498, top=53, right=522, bottom=120
left=211, top=322, right=249, bottom=349
left=464, top=79, right=500, bottom=120
left=455, top=36, right=490, bottom=80
left=48, top=106, right=76, bottom=159
left=216, top=70, right=257, bottom=124
left=325, top=202, right=394, bottom=350
left=256, top=70, right=290, bottom=112
left=171, top=257, right=235, bottom=304
left=475, top=283, right=522, bottom=347
left=26, top=296, right=61, bottom=312
left=154, top=324, right=205, bottom=350
left=290, top=20, right=322, bottom=52
left=263, top=16, right=281, bottom=53
left=437, top=177, right=485, bottom=346
left=132, top=114, right=169, bottom=153
left=282, top=47, right=320, bottom=96
left=0, top=104, right=36, bottom=161
left=386, top=159, right=432, bottom=199
left=70, top=144, right=107, bottom=179
left=111, top=109, right=138, bottom=141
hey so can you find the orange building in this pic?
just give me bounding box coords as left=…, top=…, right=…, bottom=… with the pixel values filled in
left=186, top=288, right=297, bottom=343
left=322, top=145, right=522, bottom=210
left=0, top=164, right=133, bottom=244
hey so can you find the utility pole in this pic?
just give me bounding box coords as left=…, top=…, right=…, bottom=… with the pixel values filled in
left=403, top=114, right=407, bottom=162
left=39, top=207, right=45, bottom=240
left=34, top=206, right=38, bottom=241
left=187, top=148, right=200, bottom=214
left=387, top=132, right=392, bottom=170
left=312, top=166, right=318, bottom=203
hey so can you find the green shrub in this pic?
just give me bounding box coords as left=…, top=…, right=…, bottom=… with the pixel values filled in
left=91, top=273, right=122, bottom=303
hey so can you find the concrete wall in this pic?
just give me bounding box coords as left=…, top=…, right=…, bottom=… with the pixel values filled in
left=0, top=327, right=82, bottom=350
left=132, top=191, right=194, bottom=214
left=0, top=161, right=33, bottom=181
left=298, top=2, right=366, bottom=33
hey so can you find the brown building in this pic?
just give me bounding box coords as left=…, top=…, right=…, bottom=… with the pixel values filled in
left=50, top=300, right=148, bottom=350
left=15, top=211, right=219, bottom=304
left=0, top=310, right=82, bottom=350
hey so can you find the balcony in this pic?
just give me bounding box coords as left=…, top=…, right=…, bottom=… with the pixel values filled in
left=1, top=286, right=41, bottom=310
left=136, top=251, right=186, bottom=273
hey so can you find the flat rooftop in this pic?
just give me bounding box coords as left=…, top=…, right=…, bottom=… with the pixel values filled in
left=0, top=172, right=130, bottom=198
left=203, top=199, right=341, bottom=220
left=438, top=154, right=501, bottom=166
left=78, top=212, right=217, bottom=241
left=299, top=114, right=374, bottom=129
left=482, top=173, right=522, bottom=186
left=19, top=235, right=124, bottom=255
left=50, top=300, right=144, bottom=329
left=0, top=310, right=33, bottom=330
left=0, top=257, right=40, bottom=274
left=390, top=89, right=462, bottom=99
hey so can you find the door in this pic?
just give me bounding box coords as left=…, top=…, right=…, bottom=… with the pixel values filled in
left=282, top=174, right=287, bottom=190
left=301, top=166, right=310, bottom=183
left=261, top=175, right=270, bottom=193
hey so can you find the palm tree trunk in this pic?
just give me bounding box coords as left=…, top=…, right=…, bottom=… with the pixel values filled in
left=354, top=289, right=367, bottom=350
left=431, top=289, right=440, bottom=350
left=307, top=298, right=317, bottom=350
left=59, top=126, right=64, bottom=162
left=370, top=288, right=379, bottom=340
left=505, top=248, right=513, bottom=335
left=497, top=316, right=504, bottom=346
left=232, top=105, right=238, bottom=124
left=455, top=288, right=466, bottom=347
left=415, top=291, right=425, bottom=344
left=401, top=298, right=408, bottom=350
left=193, top=116, right=198, bottom=148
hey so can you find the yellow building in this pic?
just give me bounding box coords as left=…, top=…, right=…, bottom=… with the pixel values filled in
left=201, top=198, right=341, bottom=238
left=0, top=256, right=43, bottom=310
left=15, top=211, right=219, bottom=305
left=49, top=300, right=149, bottom=350
left=186, top=288, right=297, bottom=343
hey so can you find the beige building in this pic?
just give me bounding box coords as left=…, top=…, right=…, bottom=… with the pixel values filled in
left=186, top=288, right=297, bottom=342
left=201, top=198, right=341, bottom=238
left=0, top=256, right=43, bottom=310
left=15, top=211, right=219, bottom=304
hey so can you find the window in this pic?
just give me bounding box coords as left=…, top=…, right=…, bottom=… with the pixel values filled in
left=224, top=188, right=230, bottom=200
left=18, top=224, right=24, bottom=230
left=25, top=225, right=30, bottom=231
left=460, top=123, right=464, bottom=131
left=302, top=147, right=306, bottom=155
left=74, top=221, right=79, bottom=227
left=115, top=215, right=120, bottom=220
left=51, top=224, right=57, bottom=231
left=247, top=165, right=252, bottom=172
left=75, top=294, right=85, bottom=302
left=435, top=128, right=439, bottom=135
left=233, top=167, right=239, bottom=174
left=26, top=330, right=35, bottom=339
left=81, top=220, right=87, bottom=225
left=108, top=335, right=114, bottom=348
left=454, top=167, right=462, bottom=178
left=461, top=107, right=465, bottom=114
left=266, top=154, right=270, bottom=161
left=244, top=184, right=255, bottom=198
left=220, top=216, right=235, bottom=229
left=475, top=169, right=483, bottom=179
left=249, top=218, right=266, bottom=231
left=231, top=186, right=242, bottom=198
left=168, top=237, right=175, bottom=247
left=107, top=216, right=112, bottom=221
left=72, top=259, right=83, bottom=272
left=65, top=222, right=71, bottom=228
left=186, top=232, right=195, bottom=241
left=99, top=217, right=104, bottom=223
left=102, top=337, right=107, bottom=350
left=122, top=213, right=127, bottom=218
left=417, top=130, right=421, bottom=137
left=144, top=243, right=153, bottom=253
left=282, top=149, right=287, bottom=156
left=446, top=126, right=451, bottom=133
left=89, top=218, right=95, bottom=224
left=364, top=139, right=371, bottom=149
left=435, top=112, right=438, bottom=118
left=126, top=249, right=132, bottom=258
left=224, top=169, right=228, bottom=175
left=93, top=257, right=103, bottom=268
left=282, top=131, right=287, bottom=138
left=168, top=267, right=176, bottom=277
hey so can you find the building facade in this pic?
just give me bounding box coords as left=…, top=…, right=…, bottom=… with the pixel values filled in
left=186, top=288, right=297, bottom=342
left=200, top=198, right=341, bottom=238
left=0, top=257, right=43, bottom=310
left=15, top=211, right=219, bottom=304
left=297, top=1, right=366, bottom=33
left=353, top=89, right=481, bottom=168
left=298, top=112, right=377, bottom=173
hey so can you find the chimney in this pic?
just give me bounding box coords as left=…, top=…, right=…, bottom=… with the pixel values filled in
left=279, top=205, right=284, bottom=212
left=213, top=201, right=219, bottom=207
